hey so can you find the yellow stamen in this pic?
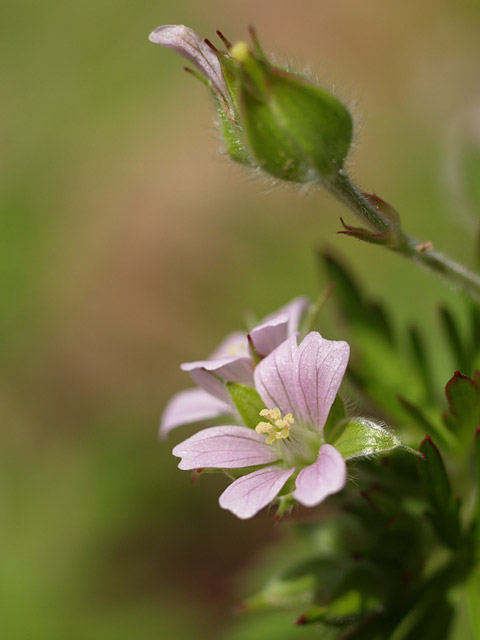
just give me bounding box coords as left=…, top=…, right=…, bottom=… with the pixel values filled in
left=255, top=408, right=294, bottom=444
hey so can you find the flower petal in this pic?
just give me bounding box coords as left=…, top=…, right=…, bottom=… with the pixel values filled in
left=248, top=314, right=290, bottom=358
left=173, top=426, right=280, bottom=470
left=209, top=331, right=249, bottom=360
left=182, top=356, right=254, bottom=402
left=293, top=444, right=346, bottom=507
left=264, top=296, right=310, bottom=336
left=219, top=466, right=295, bottom=519
left=148, top=24, right=227, bottom=97
left=248, top=297, right=310, bottom=358
left=254, top=335, right=298, bottom=414
left=160, top=388, right=231, bottom=439
left=294, top=333, right=350, bottom=429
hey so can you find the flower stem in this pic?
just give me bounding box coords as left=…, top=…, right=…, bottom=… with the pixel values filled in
left=326, top=171, right=480, bottom=300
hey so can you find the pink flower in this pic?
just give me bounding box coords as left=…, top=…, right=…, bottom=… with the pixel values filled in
left=160, top=297, right=309, bottom=438
left=173, top=332, right=350, bottom=519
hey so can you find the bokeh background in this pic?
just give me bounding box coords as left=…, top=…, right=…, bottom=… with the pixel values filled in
left=2, top=0, right=480, bottom=638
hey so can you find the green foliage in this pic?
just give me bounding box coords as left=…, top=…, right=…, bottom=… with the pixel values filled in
left=418, top=436, right=461, bottom=548
left=234, top=253, right=480, bottom=638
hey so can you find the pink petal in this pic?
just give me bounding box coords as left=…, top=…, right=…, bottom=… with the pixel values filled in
left=160, top=388, right=231, bottom=439
left=254, top=335, right=298, bottom=415
left=249, top=297, right=310, bottom=358
left=248, top=314, right=290, bottom=358
left=181, top=356, right=254, bottom=402
left=219, top=467, right=295, bottom=519
left=148, top=25, right=228, bottom=97
left=173, top=426, right=279, bottom=470
left=294, top=333, right=350, bottom=429
left=267, top=296, right=310, bottom=335
left=293, top=444, right=346, bottom=507
left=208, top=331, right=249, bottom=360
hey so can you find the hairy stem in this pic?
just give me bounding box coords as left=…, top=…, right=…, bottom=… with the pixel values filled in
left=326, top=171, right=480, bottom=300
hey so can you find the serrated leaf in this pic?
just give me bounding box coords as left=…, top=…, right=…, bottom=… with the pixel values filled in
left=419, top=436, right=461, bottom=548
left=332, top=418, right=401, bottom=460
left=226, top=382, right=265, bottom=429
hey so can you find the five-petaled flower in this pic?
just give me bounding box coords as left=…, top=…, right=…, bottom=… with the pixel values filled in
left=172, top=331, right=349, bottom=519
left=160, top=297, right=309, bottom=438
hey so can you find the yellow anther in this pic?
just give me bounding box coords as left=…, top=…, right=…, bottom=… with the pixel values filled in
left=255, top=421, right=274, bottom=435
left=256, top=407, right=294, bottom=444
left=260, top=408, right=281, bottom=422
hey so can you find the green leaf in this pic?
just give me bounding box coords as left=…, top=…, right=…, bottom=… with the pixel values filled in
left=368, top=301, right=395, bottom=346
left=475, top=427, right=480, bottom=558
left=445, top=371, right=480, bottom=431
left=331, top=418, right=401, bottom=460
left=295, top=565, right=382, bottom=628
left=321, top=251, right=367, bottom=325
left=242, top=575, right=316, bottom=613
left=400, top=597, right=454, bottom=640
left=466, top=564, right=480, bottom=639
left=439, top=306, right=469, bottom=372
left=226, top=382, right=265, bottom=429
left=398, top=395, right=456, bottom=448
left=418, top=436, right=461, bottom=548
left=407, top=323, right=434, bottom=402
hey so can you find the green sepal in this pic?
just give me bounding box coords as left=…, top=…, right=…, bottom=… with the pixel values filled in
left=331, top=418, right=401, bottom=460
left=323, top=394, right=347, bottom=444
left=215, top=97, right=251, bottom=165
left=226, top=382, right=265, bottom=429
left=238, top=63, right=352, bottom=182
left=418, top=436, right=461, bottom=548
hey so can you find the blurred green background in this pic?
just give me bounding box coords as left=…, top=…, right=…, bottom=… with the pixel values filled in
left=2, top=0, right=480, bottom=638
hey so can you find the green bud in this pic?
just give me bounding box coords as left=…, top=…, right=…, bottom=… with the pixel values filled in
left=230, top=38, right=353, bottom=182
left=150, top=25, right=353, bottom=182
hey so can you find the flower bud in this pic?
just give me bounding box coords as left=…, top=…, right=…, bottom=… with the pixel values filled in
left=229, top=37, right=353, bottom=182
left=149, top=25, right=353, bottom=182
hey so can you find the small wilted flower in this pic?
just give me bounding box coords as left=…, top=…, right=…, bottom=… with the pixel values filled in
left=149, top=24, right=353, bottom=182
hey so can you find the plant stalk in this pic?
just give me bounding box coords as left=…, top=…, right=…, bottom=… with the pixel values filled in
left=327, top=171, right=480, bottom=300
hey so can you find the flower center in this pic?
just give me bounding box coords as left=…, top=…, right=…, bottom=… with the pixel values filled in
left=255, top=408, right=294, bottom=445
